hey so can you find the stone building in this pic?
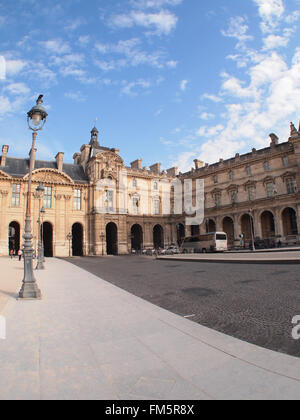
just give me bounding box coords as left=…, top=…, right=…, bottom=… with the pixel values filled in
left=0, top=121, right=300, bottom=257
left=183, top=121, right=300, bottom=248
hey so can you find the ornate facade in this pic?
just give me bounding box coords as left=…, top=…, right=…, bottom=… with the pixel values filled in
left=1, top=121, right=300, bottom=257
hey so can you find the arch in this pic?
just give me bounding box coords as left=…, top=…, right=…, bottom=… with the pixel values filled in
left=131, top=224, right=143, bottom=252
left=8, top=221, right=20, bottom=255
left=42, top=222, right=53, bottom=257
left=106, top=222, right=118, bottom=255
left=241, top=214, right=254, bottom=241
left=223, top=217, right=234, bottom=246
left=261, top=211, right=276, bottom=239
left=72, top=223, right=83, bottom=256
left=282, top=207, right=298, bottom=236
left=177, top=223, right=185, bottom=245
left=153, top=225, right=164, bottom=249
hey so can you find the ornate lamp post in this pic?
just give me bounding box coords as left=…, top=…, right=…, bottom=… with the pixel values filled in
left=67, top=232, right=73, bottom=257
left=36, top=182, right=45, bottom=270
left=18, top=95, right=48, bottom=300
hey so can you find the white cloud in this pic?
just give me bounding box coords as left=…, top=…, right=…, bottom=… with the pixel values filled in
left=5, top=82, right=30, bottom=96
left=109, top=10, right=178, bottom=35
left=253, top=0, right=285, bottom=33
left=180, top=79, right=188, bottom=91
left=41, top=39, right=71, bottom=55
left=121, top=79, right=151, bottom=95
left=0, top=96, right=11, bottom=115
left=221, top=16, right=253, bottom=48
left=199, top=112, right=215, bottom=121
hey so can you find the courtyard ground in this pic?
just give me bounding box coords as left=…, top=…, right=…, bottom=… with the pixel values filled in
left=0, top=256, right=299, bottom=400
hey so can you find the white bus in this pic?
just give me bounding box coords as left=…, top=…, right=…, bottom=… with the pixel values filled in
left=181, top=232, right=228, bottom=253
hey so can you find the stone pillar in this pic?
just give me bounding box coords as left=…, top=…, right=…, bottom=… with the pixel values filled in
left=274, top=207, right=284, bottom=238
left=253, top=210, right=262, bottom=239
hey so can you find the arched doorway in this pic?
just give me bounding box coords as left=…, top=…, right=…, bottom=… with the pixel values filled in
left=8, top=222, right=20, bottom=255
left=72, top=223, right=83, bottom=256
left=241, top=214, right=254, bottom=241
left=206, top=219, right=216, bottom=233
left=42, top=222, right=53, bottom=257
left=131, top=224, right=143, bottom=252
left=282, top=208, right=298, bottom=236
left=223, top=217, right=234, bottom=246
left=261, top=211, right=276, bottom=239
left=177, top=223, right=185, bottom=245
left=106, top=222, right=118, bottom=255
left=153, top=225, right=164, bottom=249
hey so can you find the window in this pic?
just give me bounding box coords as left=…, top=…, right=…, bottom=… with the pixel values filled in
left=286, top=178, right=296, bottom=194
left=264, top=162, right=270, bottom=172
left=132, top=197, right=139, bottom=214
left=132, top=179, right=137, bottom=188
left=154, top=181, right=158, bottom=191
left=12, top=184, right=20, bottom=207
left=229, top=171, right=234, bottom=181
left=248, top=186, right=255, bottom=201
left=74, top=189, right=81, bottom=211
left=154, top=199, right=160, bottom=215
left=283, top=157, right=289, bottom=167
left=246, top=166, right=252, bottom=176
left=266, top=182, right=275, bottom=198
left=230, top=190, right=237, bottom=204
left=213, top=175, right=218, bottom=184
left=214, top=193, right=221, bottom=207
left=44, top=186, right=52, bottom=209
left=105, top=190, right=114, bottom=211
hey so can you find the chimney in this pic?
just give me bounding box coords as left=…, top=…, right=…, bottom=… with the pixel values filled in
left=166, top=167, right=178, bottom=177
left=269, top=133, right=279, bottom=147
left=1, top=145, right=9, bottom=167
left=194, top=159, right=204, bottom=170
left=131, top=159, right=142, bottom=170
left=80, top=144, right=91, bottom=168
left=149, top=163, right=161, bottom=174
left=111, top=148, right=120, bottom=155
left=73, top=153, right=81, bottom=165
left=55, top=152, right=64, bottom=172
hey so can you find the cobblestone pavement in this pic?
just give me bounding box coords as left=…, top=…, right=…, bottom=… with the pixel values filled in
left=66, top=256, right=300, bottom=358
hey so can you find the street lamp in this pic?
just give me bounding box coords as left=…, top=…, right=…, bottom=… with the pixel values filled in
left=67, top=233, right=73, bottom=257
left=18, top=95, right=48, bottom=300
left=100, top=233, right=105, bottom=256
left=36, top=182, right=45, bottom=270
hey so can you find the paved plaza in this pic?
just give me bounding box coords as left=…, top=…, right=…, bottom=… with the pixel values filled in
left=68, top=255, right=300, bottom=357
left=0, top=256, right=300, bottom=400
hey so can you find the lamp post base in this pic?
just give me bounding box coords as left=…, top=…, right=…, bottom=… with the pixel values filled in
left=18, top=283, right=42, bottom=300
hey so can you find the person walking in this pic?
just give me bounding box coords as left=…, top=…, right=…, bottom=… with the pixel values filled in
left=18, top=249, right=23, bottom=261
left=10, top=249, right=14, bottom=259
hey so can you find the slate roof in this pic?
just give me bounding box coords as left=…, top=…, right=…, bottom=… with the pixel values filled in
left=2, top=157, right=89, bottom=184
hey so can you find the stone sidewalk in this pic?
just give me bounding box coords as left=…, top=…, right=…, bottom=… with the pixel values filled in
left=0, top=257, right=300, bottom=400
left=157, top=250, right=300, bottom=264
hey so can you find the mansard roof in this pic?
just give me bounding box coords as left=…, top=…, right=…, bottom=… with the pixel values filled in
left=2, top=157, right=89, bottom=184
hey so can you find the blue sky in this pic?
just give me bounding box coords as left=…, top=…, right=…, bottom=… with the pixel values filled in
left=0, top=0, right=300, bottom=172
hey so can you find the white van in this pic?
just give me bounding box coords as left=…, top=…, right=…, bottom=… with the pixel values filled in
left=181, top=232, right=228, bottom=253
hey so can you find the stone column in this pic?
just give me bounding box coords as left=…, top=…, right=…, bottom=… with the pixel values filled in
left=274, top=207, right=284, bottom=238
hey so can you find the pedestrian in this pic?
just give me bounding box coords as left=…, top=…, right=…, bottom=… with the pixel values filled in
left=18, top=249, right=23, bottom=261
left=10, top=249, right=14, bottom=259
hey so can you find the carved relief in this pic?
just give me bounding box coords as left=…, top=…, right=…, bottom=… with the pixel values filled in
left=25, top=169, right=74, bottom=185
